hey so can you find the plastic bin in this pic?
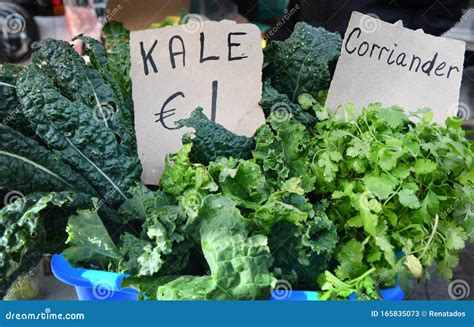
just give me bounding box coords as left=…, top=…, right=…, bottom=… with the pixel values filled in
left=269, top=285, right=405, bottom=301
left=51, top=254, right=139, bottom=301
left=52, top=254, right=405, bottom=301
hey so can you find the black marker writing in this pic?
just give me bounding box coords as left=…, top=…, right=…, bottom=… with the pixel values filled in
left=169, top=35, right=186, bottom=69
left=228, top=32, right=248, bottom=61
left=140, top=40, right=158, bottom=75
left=155, top=91, right=185, bottom=130
left=200, top=32, right=219, bottom=63
left=211, top=80, right=218, bottom=122
left=344, top=26, right=460, bottom=79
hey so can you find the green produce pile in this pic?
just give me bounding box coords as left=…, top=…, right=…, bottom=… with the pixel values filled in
left=0, top=21, right=473, bottom=300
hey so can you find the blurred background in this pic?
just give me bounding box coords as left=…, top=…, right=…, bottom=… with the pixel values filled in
left=0, top=0, right=473, bottom=300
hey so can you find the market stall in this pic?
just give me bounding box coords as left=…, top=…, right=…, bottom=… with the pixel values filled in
left=0, top=0, right=473, bottom=307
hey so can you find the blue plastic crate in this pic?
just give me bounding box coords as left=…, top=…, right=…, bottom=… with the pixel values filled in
left=51, top=254, right=139, bottom=300
left=52, top=254, right=405, bottom=301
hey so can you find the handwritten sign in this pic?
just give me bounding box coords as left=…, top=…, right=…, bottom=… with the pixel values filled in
left=130, top=20, right=265, bottom=184
left=326, top=12, right=466, bottom=124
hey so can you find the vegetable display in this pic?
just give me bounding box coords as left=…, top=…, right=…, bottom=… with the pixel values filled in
left=0, top=21, right=472, bottom=301
left=0, top=23, right=142, bottom=298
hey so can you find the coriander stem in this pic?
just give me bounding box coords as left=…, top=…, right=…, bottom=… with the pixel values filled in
left=383, top=183, right=403, bottom=206
left=351, top=267, right=376, bottom=285
left=420, top=215, right=439, bottom=258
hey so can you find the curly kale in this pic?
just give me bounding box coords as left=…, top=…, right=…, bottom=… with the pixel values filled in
left=0, top=192, right=91, bottom=298
left=268, top=201, right=337, bottom=290
left=156, top=195, right=276, bottom=300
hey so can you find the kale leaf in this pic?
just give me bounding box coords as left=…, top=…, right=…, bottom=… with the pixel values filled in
left=264, top=22, right=341, bottom=101
left=176, top=107, right=254, bottom=165
left=0, top=124, right=96, bottom=195
left=17, top=65, right=141, bottom=206
left=156, top=195, right=276, bottom=300
left=260, top=80, right=317, bottom=127
left=0, top=192, right=91, bottom=298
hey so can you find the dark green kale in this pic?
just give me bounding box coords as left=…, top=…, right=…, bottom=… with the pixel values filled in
left=264, top=22, right=341, bottom=101
left=176, top=107, right=254, bottom=165
left=260, top=79, right=317, bottom=127
left=0, top=124, right=96, bottom=195
left=17, top=65, right=141, bottom=206
left=0, top=64, right=35, bottom=137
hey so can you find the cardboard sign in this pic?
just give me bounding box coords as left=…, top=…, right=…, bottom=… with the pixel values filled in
left=326, top=12, right=466, bottom=124
left=130, top=20, right=265, bottom=184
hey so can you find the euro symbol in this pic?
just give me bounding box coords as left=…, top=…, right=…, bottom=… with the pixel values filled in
left=154, top=91, right=185, bottom=130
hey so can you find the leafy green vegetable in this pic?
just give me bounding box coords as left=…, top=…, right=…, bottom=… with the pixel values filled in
left=160, top=143, right=218, bottom=198
left=117, top=183, right=172, bottom=223
left=63, top=183, right=191, bottom=278
left=156, top=142, right=337, bottom=293
left=268, top=200, right=337, bottom=289
left=102, top=22, right=132, bottom=104
left=0, top=192, right=91, bottom=298
left=208, top=157, right=271, bottom=210
left=260, top=80, right=317, bottom=127
left=119, top=233, right=166, bottom=277
left=17, top=65, right=141, bottom=206
left=64, top=202, right=122, bottom=269
left=74, top=34, right=135, bottom=145
left=156, top=195, right=276, bottom=300
left=176, top=107, right=254, bottom=165
left=0, top=24, right=144, bottom=299
left=4, top=21, right=471, bottom=303
left=0, top=64, right=21, bottom=114
left=307, top=103, right=474, bottom=298
left=0, top=124, right=96, bottom=195
left=253, top=112, right=315, bottom=192
left=263, top=22, right=341, bottom=101
left=0, top=64, right=35, bottom=137
left=31, top=39, right=134, bottom=151
left=251, top=177, right=308, bottom=232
